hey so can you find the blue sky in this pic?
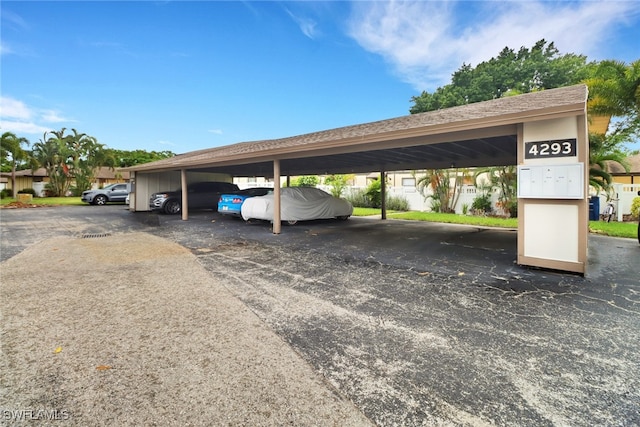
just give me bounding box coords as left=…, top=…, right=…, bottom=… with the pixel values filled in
left=1, top=1, right=639, bottom=155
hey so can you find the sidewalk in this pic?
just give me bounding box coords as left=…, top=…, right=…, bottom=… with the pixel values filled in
left=0, top=232, right=372, bottom=426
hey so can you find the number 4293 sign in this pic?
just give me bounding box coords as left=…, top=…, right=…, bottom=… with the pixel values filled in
left=525, top=139, right=576, bottom=159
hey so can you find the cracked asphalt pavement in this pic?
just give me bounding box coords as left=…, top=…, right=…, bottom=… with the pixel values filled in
left=1, top=205, right=639, bottom=426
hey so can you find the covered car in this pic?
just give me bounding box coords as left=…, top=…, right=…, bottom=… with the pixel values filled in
left=241, top=187, right=353, bottom=224
left=218, top=188, right=272, bottom=217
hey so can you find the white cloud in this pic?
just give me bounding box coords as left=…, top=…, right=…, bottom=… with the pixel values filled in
left=0, top=96, right=32, bottom=120
left=0, top=41, right=14, bottom=56
left=0, top=120, right=51, bottom=135
left=41, top=109, right=74, bottom=123
left=0, top=96, right=74, bottom=136
left=1, top=9, right=30, bottom=31
left=347, top=0, right=638, bottom=91
left=208, top=129, right=223, bottom=135
left=285, top=7, right=319, bottom=39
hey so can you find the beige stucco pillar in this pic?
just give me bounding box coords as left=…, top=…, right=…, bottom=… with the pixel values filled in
left=181, top=169, right=188, bottom=221
left=273, top=160, right=281, bottom=234
left=516, top=115, right=589, bottom=274
left=380, top=169, right=387, bottom=220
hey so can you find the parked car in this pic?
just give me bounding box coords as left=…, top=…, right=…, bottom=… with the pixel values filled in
left=241, top=186, right=353, bottom=225
left=81, top=183, right=128, bottom=205
left=218, top=188, right=273, bottom=217
left=150, top=181, right=239, bottom=214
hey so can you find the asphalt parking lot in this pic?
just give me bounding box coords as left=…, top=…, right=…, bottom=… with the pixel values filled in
left=1, top=205, right=639, bottom=426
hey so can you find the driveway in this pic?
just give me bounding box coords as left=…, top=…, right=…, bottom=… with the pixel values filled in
left=1, top=205, right=639, bottom=426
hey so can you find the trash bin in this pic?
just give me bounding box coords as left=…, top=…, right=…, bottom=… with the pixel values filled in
left=589, top=196, right=600, bottom=221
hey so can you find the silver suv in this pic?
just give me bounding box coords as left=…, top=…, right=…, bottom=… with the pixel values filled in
left=81, top=183, right=129, bottom=205
left=150, top=181, right=239, bottom=215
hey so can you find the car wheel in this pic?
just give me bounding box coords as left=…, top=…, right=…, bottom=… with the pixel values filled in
left=286, top=219, right=298, bottom=225
left=94, top=195, right=107, bottom=205
left=164, top=200, right=181, bottom=215
left=337, top=215, right=350, bottom=220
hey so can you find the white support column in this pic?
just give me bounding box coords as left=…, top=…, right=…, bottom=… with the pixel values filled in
left=181, top=169, right=188, bottom=221
left=273, top=160, right=281, bottom=234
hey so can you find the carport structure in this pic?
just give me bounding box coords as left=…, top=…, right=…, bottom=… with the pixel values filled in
left=125, top=84, right=591, bottom=273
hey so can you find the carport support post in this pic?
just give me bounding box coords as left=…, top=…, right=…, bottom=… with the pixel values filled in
left=380, top=169, right=387, bottom=220
left=180, top=169, right=188, bottom=221
left=273, top=159, right=281, bottom=234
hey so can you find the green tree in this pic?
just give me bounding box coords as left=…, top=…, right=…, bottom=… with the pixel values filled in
left=111, top=149, right=175, bottom=167
left=588, top=132, right=630, bottom=196
left=324, top=174, right=353, bottom=198
left=0, top=132, right=30, bottom=197
left=586, top=59, right=640, bottom=136
left=66, top=129, right=116, bottom=195
left=365, top=178, right=383, bottom=208
left=584, top=60, right=639, bottom=194
left=291, top=175, right=319, bottom=187
left=415, top=168, right=467, bottom=213
left=31, top=130, right=73, bottom=197
left=476, top=166, right=518, bottom=217
left=410, top=40, right=590, bottom=113
left=31, top=128, right=113, bottom=196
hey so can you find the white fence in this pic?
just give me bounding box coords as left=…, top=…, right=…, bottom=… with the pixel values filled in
left=336, top=184, right=501, bottom=214
left=597, top=183, right=640, bottom=221
left=329, top=183, right=640, bottom=218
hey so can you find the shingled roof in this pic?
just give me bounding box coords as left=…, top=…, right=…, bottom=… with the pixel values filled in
left=124, top=84, right=588, bottom=176
left=605, top=154, right=640, bottom=175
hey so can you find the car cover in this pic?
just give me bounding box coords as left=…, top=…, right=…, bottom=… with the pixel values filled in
left=241, top=187, right=353, bottom=222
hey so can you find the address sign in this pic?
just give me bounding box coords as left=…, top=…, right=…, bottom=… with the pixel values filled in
left=525, top=139, right=576, bottom=159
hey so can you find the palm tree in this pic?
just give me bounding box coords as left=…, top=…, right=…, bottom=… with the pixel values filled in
left=415, top=168, right=468, bottom=213
left=31, top=130, right=73, bottom=197
left=584, top=60, right=640, bottom=194
left=588, top=132, right=630, bottom=196
left=585, top=60, right=640, bottom=125
left=1, top=132, right=30, bottom=197
left=66, top=128, right=115, bottom=194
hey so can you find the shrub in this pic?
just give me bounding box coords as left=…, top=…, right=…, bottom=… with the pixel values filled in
left=344, top=188, right=409, bottom=211
left=0, top=189, right=11, bottom=199
left=345, top=188, right=373, bottom=208
left=386, top=194, right=409, bottom=211
left=506, top=200, right=518, bottom=218
left=69, top=186, right=83, bottom=197
left=366, top=179, right=382, bottom=208
left=17, top=188, right=37, bottom=196
left=471, top=194, right=492, bottom=213
left=291, top=176, right=319, bottom=187
left=496, top=199, right=518, bottom=218
left=631, top=197, right=640, bottom=220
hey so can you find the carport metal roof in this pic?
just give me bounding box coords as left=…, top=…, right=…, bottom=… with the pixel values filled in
left=123, top=85, right=589, bottom=177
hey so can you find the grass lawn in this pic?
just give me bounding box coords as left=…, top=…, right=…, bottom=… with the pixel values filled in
left=587, top=220, right=639, bottom=239
left=0, top=197, right=85, bottom=206
left=353, top=207, right=638, bottom=239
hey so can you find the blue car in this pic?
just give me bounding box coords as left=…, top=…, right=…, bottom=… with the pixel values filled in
left=218, top=188, right=272, bottom=217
